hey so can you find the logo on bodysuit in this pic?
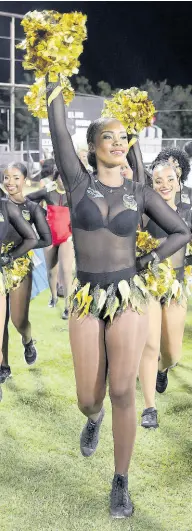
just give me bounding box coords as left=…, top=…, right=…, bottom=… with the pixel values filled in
left=22, top=210, right=31, bottom=221
left=87, top=187, right=104, bottom=198
left=123, top=194, right=137, bottom=211
left=0, top=213, right=4, bottom=222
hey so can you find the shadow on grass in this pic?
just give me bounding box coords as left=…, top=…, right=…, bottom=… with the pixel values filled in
left=133, top=511, right=166, bottom=531
left=170, top=369, right=192, bottom=394
left=165, top=399, right=192, bottom=415
left=182, top=322, right=192, bottom=342
left=0, top=444, right=167, bottom=531
left=177, top=362, right=192, bottom=372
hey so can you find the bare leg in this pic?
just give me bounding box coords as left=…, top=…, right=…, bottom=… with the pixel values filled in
left=2, top=295, right=10, bottom=367
left=58, top=240, right=74, bottom=311
left=139, top=299, right=162, bottom=408
left=44, top=245, right=58, bottom=301
left=159, top=300, right=187, bottom=371
left=0, top=293, right=6, bottom=364
left=106, top=307, right=148, bottom=475
left=9, top=272, right=32, bottom=346
left=69, top=314, right=107, bottom=417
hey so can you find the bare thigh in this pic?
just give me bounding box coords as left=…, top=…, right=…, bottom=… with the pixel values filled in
left=0, top=293, right=6, bottom=362
left=44, top=245, right=58, bottom=272
left=141, top=298, right=162, bottom=360
left=105, top=307, right=149, bottom=400
left=58, top=240, right=74, bottom=295
left=9, top=272, right=32, bottom=330
left=161, top=299, right=187, bottom=366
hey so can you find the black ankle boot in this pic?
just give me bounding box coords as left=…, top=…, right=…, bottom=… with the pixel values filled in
left=110, top=474, right=133, bottom=518
left=80, top=408, right=105, bottom=457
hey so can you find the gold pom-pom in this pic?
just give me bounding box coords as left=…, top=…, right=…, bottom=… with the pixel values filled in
left=17, top=10, right=87, bottom=117
left=136, top=230, right=159, bottom=256
left=102, top=88, right=156, bottom=135
left=136, top=231, right=175, bottom=299
left=24, top=75, right=74, bottom=118
left=2, top=243, right=33, bottom=292
left=186, top=241, right=192, bottom=256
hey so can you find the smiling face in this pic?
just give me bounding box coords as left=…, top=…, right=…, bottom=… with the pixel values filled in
left=4, top=166, right=25, bottom=196
left=152, top=164, right=180, bottom=203
left=89, top=119, right=129, bottom=168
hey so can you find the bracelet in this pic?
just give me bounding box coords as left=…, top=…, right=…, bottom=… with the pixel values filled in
left=46, top=82, right=59, bottom=93
left=0, top=253, right=14, bottom=267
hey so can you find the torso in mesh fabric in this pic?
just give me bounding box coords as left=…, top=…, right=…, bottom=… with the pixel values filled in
left=70, top=175, right=142, bottom=277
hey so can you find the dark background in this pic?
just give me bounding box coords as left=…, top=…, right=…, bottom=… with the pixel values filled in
left=0, top=1, right=191, bottom=88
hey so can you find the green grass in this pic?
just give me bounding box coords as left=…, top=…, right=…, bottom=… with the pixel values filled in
left=0, top=291, right=192, bottom=531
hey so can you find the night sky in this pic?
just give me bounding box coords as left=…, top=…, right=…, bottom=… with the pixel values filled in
left=0, top=1, right=192, bottom=89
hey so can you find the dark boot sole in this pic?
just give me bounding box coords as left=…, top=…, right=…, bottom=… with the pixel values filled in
left=141, top=423, right=159, bottom=429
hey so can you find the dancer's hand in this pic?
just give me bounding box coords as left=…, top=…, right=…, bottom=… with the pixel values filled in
left=0, top=254, right=13, bottom=269
left=185, top=255, right=192, bottom=266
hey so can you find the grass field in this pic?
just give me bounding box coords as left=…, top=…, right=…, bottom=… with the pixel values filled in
left=0, top=290, right=192, bottom=531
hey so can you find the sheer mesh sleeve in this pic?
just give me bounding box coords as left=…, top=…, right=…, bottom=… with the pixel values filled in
left=6, top=201, right=37, bottom=259
left=138, top=186, right=191, bottom=269
left=31, top=203, right=52, bottom=249
left=0, top=187, right=6, bottom=198
left=127, top=139, right=145, bottom=183
left=27, top=188, right=48, bottom=204
left=47, top=82, right=89, bottom=193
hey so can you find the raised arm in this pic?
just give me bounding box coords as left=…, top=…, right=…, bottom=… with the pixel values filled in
left=6, top=200, right=37, bottom=259
left=31, top=203, right=52, bottom=249
left=127, top=138, right=145, bottom=184
left=138, top=186, right=191, bottom=270
left=0, top=187, right=6, bottom=198
left=46, top=81, right=88, bottom=193
left=26, top=188, right=48, bottom=204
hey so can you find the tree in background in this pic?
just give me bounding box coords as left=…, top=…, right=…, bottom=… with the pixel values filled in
left=73, top=75, right=93, bottom=94
left=1, top=72, right=192, bottom=144
left=141, top=80, right=192, bottom=138
left=97, top=81, right=112, bottom=97
left=72, top=76, right=192, bottom=138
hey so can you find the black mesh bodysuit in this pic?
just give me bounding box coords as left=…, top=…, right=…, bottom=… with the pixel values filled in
left=47, top=88, right=190, bottom=288
left=142, top=203, right=192, bottom=280
left=0, top=197, right=37, bottom=260
left=3, top=198, right=51, bottom=251
left=27, top=184, right=68, bottom=207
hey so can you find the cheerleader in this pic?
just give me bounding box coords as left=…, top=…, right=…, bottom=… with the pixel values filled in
left=45, top=78, right=190, bottom=517
left=139, top=149, right=191, bottom=428
left=0, top=162, right=51, bottom=383
left=0, top=188, right=37, bottom=385
left=154, top=147, right=192, bottom=207
left=27, top=159, right=74, bottom=319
